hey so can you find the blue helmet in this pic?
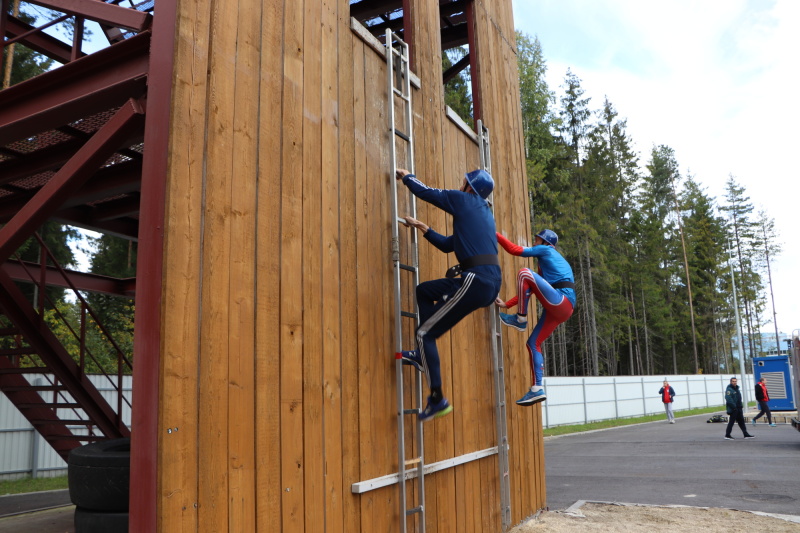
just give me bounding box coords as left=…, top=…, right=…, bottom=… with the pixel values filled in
left=536, top=229, right=558, bottom=246
left=464, top=169, right=494, bottom=199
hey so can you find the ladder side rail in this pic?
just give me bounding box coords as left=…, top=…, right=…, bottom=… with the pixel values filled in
left=399, top=37, right=427, bottom=533
left=479, top=121, right=511, bottom=530
left=386, top=28, right=410, bottom=533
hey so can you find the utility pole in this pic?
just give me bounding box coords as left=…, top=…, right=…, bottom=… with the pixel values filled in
left=762, top=223, right=781, bottom=354
left=728, top=240, right=749, bottom=407
left=671, top=180, right=700, bottom=373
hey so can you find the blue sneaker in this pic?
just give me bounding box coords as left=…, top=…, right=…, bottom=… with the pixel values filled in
left=751, top=418, right=756, bottom=426
left=419, top=396, right=453, bottom=422
left=401, top=350, right=424, bottom=373
left=516, top=387, right=546, bottom=406
left=769, top=423, right=777, bottom=427
left=500, top=313, right=527, bottom=331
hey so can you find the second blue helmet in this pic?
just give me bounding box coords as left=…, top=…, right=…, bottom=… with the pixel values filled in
left=536, top=229, right=558, bottom=246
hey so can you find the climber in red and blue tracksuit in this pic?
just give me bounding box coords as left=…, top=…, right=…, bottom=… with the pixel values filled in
left=495, top=229, right=575, bottom=406
left=396, top=168, right=502, bottom=422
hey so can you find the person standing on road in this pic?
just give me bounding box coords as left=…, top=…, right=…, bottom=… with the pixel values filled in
left=752, top=376, right=776, bottom=427
left=659, top=380, right=676, bottom=424
left=395, top=168, right=502, bottom=422
left=724, top=377, right=755, bottom=440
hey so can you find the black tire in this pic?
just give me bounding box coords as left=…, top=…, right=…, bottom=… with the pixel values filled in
left=68, top=438, right=130, bottom=512
left=74, top=506, right=129, bottom=533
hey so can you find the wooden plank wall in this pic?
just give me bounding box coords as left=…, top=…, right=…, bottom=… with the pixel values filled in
left=154, top=0, right=542, bottom=531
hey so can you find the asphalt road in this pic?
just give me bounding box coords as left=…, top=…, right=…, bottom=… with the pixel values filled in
left=544, top=412, right=800, bottom=516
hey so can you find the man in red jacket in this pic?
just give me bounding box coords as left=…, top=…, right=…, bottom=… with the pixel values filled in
left=752, top=376, right=776, bottom=427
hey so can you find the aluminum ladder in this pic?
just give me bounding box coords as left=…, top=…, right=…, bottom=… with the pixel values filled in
left=478, top=120, right=512, bottom=531
left=386, top=29, right=426, bottom=533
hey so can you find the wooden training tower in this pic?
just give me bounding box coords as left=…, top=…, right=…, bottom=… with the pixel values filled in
left=0, top=0, right=546, bottom=531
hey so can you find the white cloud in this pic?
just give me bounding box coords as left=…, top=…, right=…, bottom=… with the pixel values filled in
left=512, top=0, right=800, bottom=332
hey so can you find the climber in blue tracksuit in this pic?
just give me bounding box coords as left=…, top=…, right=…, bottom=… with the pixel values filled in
left=395, top=168, right=502, bottom=422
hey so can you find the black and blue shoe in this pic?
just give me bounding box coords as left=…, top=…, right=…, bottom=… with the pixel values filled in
left=401, top=350, right=424, bottom=373
left=419, top=396, right=453, bottom=422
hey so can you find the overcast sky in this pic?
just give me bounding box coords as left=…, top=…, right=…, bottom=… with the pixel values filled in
left=511, top=0, right=800, bottom=342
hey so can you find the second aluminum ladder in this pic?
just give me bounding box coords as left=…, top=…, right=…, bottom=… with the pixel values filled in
left=478, top=120, right=512, bottom=531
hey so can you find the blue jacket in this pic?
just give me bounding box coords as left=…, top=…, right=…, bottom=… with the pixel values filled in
left=402, top=174, right=501, bottom=282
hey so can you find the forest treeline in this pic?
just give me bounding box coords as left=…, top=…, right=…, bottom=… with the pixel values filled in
left=509, top=32, right=781, bottom=376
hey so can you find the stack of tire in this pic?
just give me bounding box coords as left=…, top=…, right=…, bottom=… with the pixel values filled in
left=68, top=438, right=130, bottom=532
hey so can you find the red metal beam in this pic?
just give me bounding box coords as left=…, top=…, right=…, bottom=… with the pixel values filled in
left=4, top=14, right=81, bottom=64
left=130, top=0, right=177, bottom=526
left=0, top=98, right=145, bottom=262
left=3, top=260, right=136, bottom=297
left=0, top=31, right=150, bottom=146
left=53, top=208, right=140, bottom=241
left=0, top=160, right=143, bottom=222
left=0, top=138, right=87, bottom=185
left=25, top=0, right=152, bottom=32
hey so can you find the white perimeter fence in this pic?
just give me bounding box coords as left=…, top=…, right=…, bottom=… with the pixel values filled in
left=541, top=373, right=754, bottom=428
left=0, top=374, right=132, bottom=481
left=1, top=374, right=750, bottom=479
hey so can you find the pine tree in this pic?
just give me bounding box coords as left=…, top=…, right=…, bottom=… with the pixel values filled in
left=721, top=176, right=762, bottom=368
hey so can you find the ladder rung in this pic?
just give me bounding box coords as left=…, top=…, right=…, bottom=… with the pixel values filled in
left=400, top=311, right=417, bottom=319
left=399, top=263, right=416, bottom=272
left=404, top=457, right=421, bottom=467
left=392, top=87, right=410, bottom=102
left=405, top=506, right=423, bottom=516
left=394, top=129, right=410, bottom=141
left=403, top=408, right=420, bottom=415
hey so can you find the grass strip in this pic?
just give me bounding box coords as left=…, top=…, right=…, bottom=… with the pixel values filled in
left=543, top=405, right=734, bottom=437
left=0, top=475, right=68, bottom=496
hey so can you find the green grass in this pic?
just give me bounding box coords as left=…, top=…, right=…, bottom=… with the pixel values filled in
left=543, top=405, right=734, bottom=437
left=0, top=475, right=69, bottom=496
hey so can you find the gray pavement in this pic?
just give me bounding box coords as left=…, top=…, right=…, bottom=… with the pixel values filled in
left=545, top=412, right=800, bottom=515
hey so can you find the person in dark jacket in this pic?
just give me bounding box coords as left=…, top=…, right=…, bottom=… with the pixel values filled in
left=395, top=168, right=502, bottom=422
left=659, top=381, right=676, bottom=424
left=752, top=376, right=776, bottom=427
left=724, top=377, right=755, bottom=440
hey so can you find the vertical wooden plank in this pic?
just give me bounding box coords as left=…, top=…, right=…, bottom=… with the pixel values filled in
left=339, top=15, right=362, bottom=533
left=280, top=0, right=306, bottom=530
left=227, top=0, right=261, bottom=528
left=302, top=0, right=325, bottom=530
left=196, top=0, right=238, bottom=529
left=255, top=0, right=284, bottom=531
left=321, top=0, right=343, bottom=532
left=157, top=0, right=210, bottom=530
left=353, top=39, right=375, bottom=533
left=343, top=34, right=372, bottom=531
